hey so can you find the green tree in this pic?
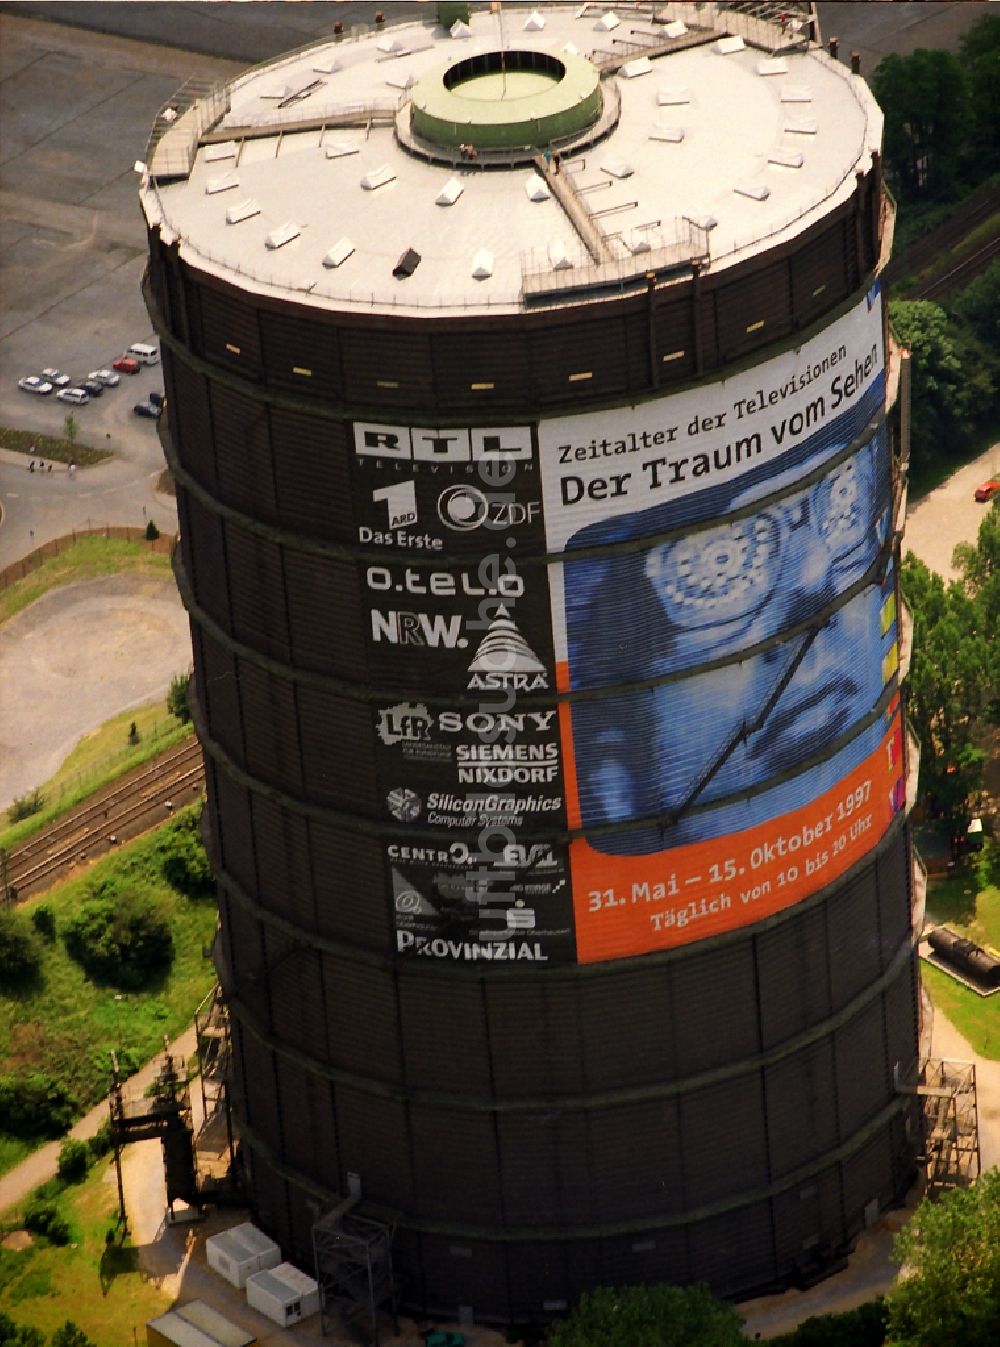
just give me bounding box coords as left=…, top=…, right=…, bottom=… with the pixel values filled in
left=0, top=909, right=42, bottom=988
left=889, top=299, right=991, bottom=478
left=50, top=1323, right=97, bottom=1347
left=950, top=262, right=1000, bottom=350
left=62, top=413, right=78, bottom=446
left=958, top=14, right=1000, bottom=175
left=57, top=1137, right=90, bottom=1183
left=167, top=671, right=192, bottom=723
left=544, top=1283, right=746, bottom=1347
left=953, top=499, right=1000, bottom=721
left=0, top=1071, right=77, bottom=1139
left=63, top=882, right=173, bottom=989
left=872, top=49, right=969, bottom=203
left=888, top=1168, right=1000, bottom=1347
left=0, top=1311, right=45, bottom=1346
left=900, top=553, right=990, bottom=828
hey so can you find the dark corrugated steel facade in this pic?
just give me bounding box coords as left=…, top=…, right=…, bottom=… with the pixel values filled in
left=146, top=144, right=920, bottom=1320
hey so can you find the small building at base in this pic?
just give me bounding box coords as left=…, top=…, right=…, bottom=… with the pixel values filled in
left=147, top=1299, right=256, bottom=1347
left=245, top=1262, right=321, bottom=1327
left=205, top=1221, right=280, bottom=1289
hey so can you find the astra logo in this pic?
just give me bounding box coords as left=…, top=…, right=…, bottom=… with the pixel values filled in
left=354, top=421, right=533, bottom=462
left=467, top=606, right=548, bottom=690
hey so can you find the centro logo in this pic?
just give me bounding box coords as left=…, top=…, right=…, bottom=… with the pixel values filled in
left=354, top=421, right=532, bottom=462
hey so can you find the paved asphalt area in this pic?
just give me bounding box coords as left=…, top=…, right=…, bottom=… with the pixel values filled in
left=0, top=4, right=995, bottom=1343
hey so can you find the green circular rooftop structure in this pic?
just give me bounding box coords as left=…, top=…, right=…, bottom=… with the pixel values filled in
left=410, top=48, right=602, bottom=150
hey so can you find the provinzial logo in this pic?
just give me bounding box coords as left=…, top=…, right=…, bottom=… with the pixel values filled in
left=468, top=606, right=548, bottom=690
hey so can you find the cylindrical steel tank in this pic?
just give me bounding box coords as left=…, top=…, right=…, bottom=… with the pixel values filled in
left=142, top=4, right=921, bottom=1322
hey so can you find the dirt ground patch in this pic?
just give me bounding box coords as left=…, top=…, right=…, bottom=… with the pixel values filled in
left=0, top=573, right=190, bottom=812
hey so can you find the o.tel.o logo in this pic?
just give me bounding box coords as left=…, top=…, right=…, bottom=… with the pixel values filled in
left=438, top=484, right=489, bottom=531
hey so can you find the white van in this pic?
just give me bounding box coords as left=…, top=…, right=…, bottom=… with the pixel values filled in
left=127, top=342, right=159, bottom=366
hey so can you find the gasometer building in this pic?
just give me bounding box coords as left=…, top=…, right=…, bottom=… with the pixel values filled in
left=142, top=1, right=922, bottom=1323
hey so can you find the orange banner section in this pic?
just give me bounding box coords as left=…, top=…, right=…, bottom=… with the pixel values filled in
left=569, top=712, right=904, bottom=963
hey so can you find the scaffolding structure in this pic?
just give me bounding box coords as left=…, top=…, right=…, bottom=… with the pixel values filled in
left=312, top=1202, right=399, bottom=1344
left=896, top=1056, right=981, bottom=1197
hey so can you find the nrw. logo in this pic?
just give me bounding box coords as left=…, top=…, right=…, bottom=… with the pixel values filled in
left=371, top=610, right=468, bottom=648
left=377, top=702, right=433, bottom=746
left=373, top=480, right=417, bottom=530
left=468, top=606, right=548, bottom=691
left=387, top=788, right=422, bottom=823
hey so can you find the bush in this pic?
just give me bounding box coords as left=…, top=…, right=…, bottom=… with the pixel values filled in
left=23, top=1196, right=71, bottom=1245
left=0, top=1071, right=77, bottom=1139
left=63, top=885, right=173, bottom=989
left=50, top=1325, right=97, bottom=1347
left=0, top=910, right=42, bottom=987
left=771, top=1300, right=888, bottom=1345
left=437, top=2, right=470, bottom=28
left=57, top=1137, right=90, bottom=1183
left=30, top=903, right=56, bottom=942
left=167, top=671, right=192, bottom=723
left=144, top=518, right=160, bottom=541
left=162, top=827, right=214, bottom=899
left=0, top=1312, right=45, bottom=1346
left=88, top=1119, right=113, bottom=1159
left=7, top=788, right=44, bottom=823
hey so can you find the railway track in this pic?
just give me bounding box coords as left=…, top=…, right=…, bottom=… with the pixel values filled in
left=1, top=737, right=206, bottom=901
left=883, top=180, right=999, bottom=291
left=914, top=236, right=1000, bottom=301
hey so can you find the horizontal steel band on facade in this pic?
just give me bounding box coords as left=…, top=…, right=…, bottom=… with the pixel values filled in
left=145, top=170, right=878, bottom=417
left=185, top=636, right=901, bottom=843
left=217, top=913, right=917, bottom=1112
left=231, top=1068, right=914, bottom=1242
left=160, top=390, right=889, bottom=570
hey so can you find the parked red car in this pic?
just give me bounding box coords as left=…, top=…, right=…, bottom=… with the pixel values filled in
left=974, top=478, right=1000, bottom=503
left=112, top=356, right=141, bottom=375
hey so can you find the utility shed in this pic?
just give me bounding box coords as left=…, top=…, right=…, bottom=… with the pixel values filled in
left=205, top=1222, right=280, bottom=1288
left=147, top=1299, right=256, bottom=1347
left=245, top=1262, right=320, bottom=1327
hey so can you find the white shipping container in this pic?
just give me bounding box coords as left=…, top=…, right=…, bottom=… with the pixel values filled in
left=245, top=1262, right=320, bottom=1327
left=205, top=1222, right=280, bottom=1289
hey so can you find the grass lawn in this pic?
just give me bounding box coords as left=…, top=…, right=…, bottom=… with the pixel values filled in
left=0, top=423, right=111, bottom=467
left=0, top=1159, right=171, bottom=1341
left=0, top=700, right=194, bottom=852
left=0, top=809, right=217, bottom=1172
left=0, top=535, right=173, bottom=628
left=923, top=862, right=1000, bottom=1059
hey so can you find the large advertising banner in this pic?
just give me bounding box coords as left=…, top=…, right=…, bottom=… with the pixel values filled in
left=536, top=285, right=897, bottom=961
left=348, top=418, right=574, bottom=961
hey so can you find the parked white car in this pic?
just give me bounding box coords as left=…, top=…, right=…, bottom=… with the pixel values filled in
left=89, top=368, right=120, bottom=387
left=41, top=367, right=71, bottom=387
left=56, top=387, right=90, bottom=405
left=18, top=375, right=53, bottom=395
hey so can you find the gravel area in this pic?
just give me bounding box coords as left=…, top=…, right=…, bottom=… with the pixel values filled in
left=0, top=572, right=191, bottom=812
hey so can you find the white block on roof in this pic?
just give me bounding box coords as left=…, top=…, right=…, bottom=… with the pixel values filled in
left=734, top=180, right=770, bottom=201
left=261, top=83, right=293, bottom=100
left=658, top=85, right=690, bottom=105
left=757, top=58, right=789, bottom=76
left=562, top=41, right=579, bottom=56
left=549, top=240, right=573, bottom=270
left=784, top=115, right=818, bottom=134
left=450, top=19, right=471, bottom=38
left=524, top=10, right=546, bottom=31
left=206, top=171, right=239, bottom=195
left=649, top=123, right=684, bottom=143
left=246, top=1263, right=320, bottom=1328
left=781, top=85, right=813, bottom=102
left=525, top=173, right=551, bottom=202
left=361, top=165, right=395, bottom=190
left=595, top=12, right=619, bottom=32
left=265, top=221, right=301, bottom=249
left=624, top=230, right=652, bottom=255
left=436, top=176, right=463, bottom=206
left=685, top=211, right=718, bottom=231
left=206, top=1222, right=279, bottom=1289
left=768, top=147, right=804, bottom=168
left=664, top=20, right=687, bottom=38
left=226, top=198, right=260, bottom=225
left=621, top=57, right=652, bottom=79
left=325, top=140, right=360, bottom=158
left=603, top=157, right=634, bottom=179
left=716, top=35, right=745, bottom=54
left=323, top=237, right=355, bottom=268
left=471, top=248, right=494, bottom=280
left=312, top=57, right=341, bottom=74
left=377, top=36, right=407, bottom=54
left=205, top=141, right=238, bottom=162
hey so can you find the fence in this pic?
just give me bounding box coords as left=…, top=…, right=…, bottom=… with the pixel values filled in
left=0, top=527, right=177, bottom=593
